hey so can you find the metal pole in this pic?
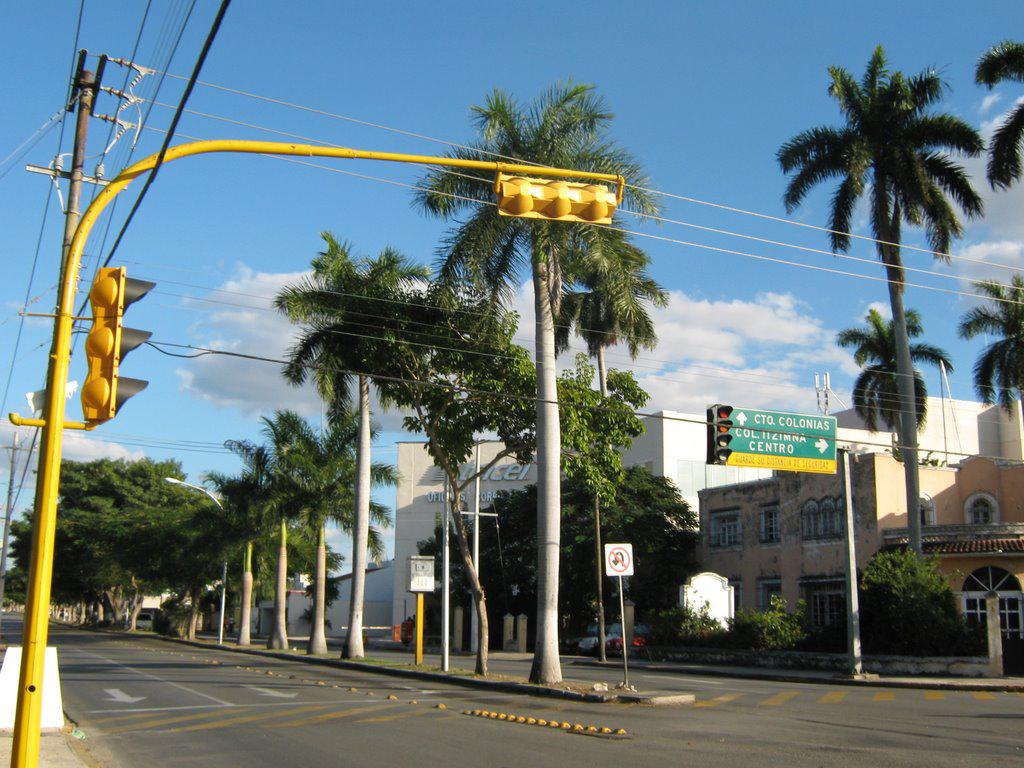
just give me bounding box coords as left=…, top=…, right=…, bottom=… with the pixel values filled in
left=618, top=575, right=629, bottom=688
left=12, top=63, right=96, bottom=768
left=0, top=433, right=20, bottom=641
left=842, top=451, right=863, bottom=676
left=442, top=480, right=450, bottom=672
left=471, top=444, right=481, bottom=653
left=217, top=561, right=227, bottom=645
left=414, top=593, right=424, bottom=665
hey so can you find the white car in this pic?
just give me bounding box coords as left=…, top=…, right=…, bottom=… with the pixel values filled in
left=135, top=611, right=155, bottom=631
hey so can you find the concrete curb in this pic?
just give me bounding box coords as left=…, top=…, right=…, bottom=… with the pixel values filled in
left=70, top=625, right=619, bottom=704
left=571, top=659, right=1024, bottom=692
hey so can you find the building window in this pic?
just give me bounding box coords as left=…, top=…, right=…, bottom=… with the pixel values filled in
left=760, top=504, right=780, bottom=543
left=804, top=582, right=845, bottom=627
left=710, top=511, right=742, bottom=548
left=965, top=493, right=997, bottom=525
left=729, top=577, right=743, bottom=614
left=801, top=497, right=843, bottom=540
left=758, top=578, right=783, bottom=611
left=919, top=495, right=935, bottom=527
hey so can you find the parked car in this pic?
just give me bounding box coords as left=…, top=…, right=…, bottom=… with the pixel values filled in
left=135, top=611, right=155, bottom=631
left=576, top=623, right=649, bottom=656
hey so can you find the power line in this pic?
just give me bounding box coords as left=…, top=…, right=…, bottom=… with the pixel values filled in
left=137, top=63, right=1016, bottom=274
left=145, top=337, right=1024, bottom=466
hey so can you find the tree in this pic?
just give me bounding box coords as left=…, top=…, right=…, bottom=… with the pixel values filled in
left=556, top=233, right=666, bottom=660
left=415, top=82, right=658, bottom=684
left=976, top=41, right=1024, bottom=189
left=836, top=308, right=952, bottom=434
left=207, top=449, right=274, bottom=646
left=420, top=466, right=697, bottom=637
left=274, top=411, right=394, bottom=654
left=778, top=46, right=983, bottom=553
left=277, top=234, right=427, bottom=660
left=958, top=275, right=1024, bottom=412
left=370, top=280, right=537, bottom=675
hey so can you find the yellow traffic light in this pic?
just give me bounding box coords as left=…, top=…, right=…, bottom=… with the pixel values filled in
left=494, top=173, right=619, bottom=224
left=81, top=266, right=154, bottom=424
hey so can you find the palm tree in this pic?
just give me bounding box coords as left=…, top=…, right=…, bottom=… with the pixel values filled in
left=959, top=275, right=1024, bottom=413
left=414, top=83, right=657, bottom=684
left=555, top=231, right=666, bottom=662
left=277, top=411, right=396, bottom=654
left=276, top=235, right=425, bottom=659
left=205, top=466, right=271, bottom=647
left=837, top=308, right=952, bottom=436
left=976, top=41, right=1024, bottom=189
left=778, top=45, right=983, bottom=553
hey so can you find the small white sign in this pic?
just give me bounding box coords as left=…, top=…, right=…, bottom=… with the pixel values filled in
left=604, top=543, right=634, bottom=577
left=407, top=555, right=435, bottom=593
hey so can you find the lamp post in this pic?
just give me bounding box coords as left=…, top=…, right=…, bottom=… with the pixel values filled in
left=164, top=478, right=227, bottom=645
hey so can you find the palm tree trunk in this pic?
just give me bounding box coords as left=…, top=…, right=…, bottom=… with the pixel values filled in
left=596, top=343, right=609, bottom=399
left=344, top=374, right=372, bottom=659
left=308, top=524, right=329, bottom=655
left=268, top=518, right=289, bottom=649
left=237, top=541, right=253, bottom=646
left=529, top=259, right=563, bottom=685
left=885, top=268, right=922, bottom=554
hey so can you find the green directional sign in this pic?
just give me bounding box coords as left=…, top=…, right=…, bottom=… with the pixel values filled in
left=707, top=404, right=837, bottom=475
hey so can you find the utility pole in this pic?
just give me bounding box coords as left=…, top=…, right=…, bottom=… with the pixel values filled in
left=841, top=450, right=864, bottom=676
left=12, top=54, right=99, bottom=768
left=0, top=433, right=20, bottom=640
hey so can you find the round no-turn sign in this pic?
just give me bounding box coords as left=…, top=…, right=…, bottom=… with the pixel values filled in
left=604, top=543, right=634, bottom=577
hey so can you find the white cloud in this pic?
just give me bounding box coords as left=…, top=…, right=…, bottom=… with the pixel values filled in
left=861, top=301, right=892, bottom=320
left=175, top=266, right=410, bottom=429
left=980, top=93, right=1002, bottom=115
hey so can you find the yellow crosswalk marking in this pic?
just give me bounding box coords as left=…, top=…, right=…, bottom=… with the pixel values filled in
left=354, top=708, right=433, bottom=724
left=694, top=693, right=743, bottom=708
left=924, top=692, right=945, bottom=701
left=972, top=691, right=998, bottom=700
left=872, top=692, right=895, bottom=702
left=818, top=691, right=847, bottom=704
left=759, top=691, right=799, bottom=706
left=164, top=704, right=330, bottom=734
left=103, top=708, right=245, bottom=734
left=91, top=711, right=177, bottom=726
left=267, top=702, right=402, bottom=729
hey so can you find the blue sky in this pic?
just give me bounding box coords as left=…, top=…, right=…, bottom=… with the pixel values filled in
left=2, top=1, right=1022, bottom=565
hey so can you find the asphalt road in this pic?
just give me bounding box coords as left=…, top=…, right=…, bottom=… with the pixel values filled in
left=7, top=615, right=1023, bottom=768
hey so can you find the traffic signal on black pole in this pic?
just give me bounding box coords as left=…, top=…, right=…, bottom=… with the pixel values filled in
left=494, top=173, right=619, bottom=224
left=81, top=266, right=154, bottom=424
left=707, top=404, right=734, bottom=465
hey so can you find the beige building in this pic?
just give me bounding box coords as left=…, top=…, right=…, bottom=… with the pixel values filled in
left=697, top=453, right=1024, bottom=645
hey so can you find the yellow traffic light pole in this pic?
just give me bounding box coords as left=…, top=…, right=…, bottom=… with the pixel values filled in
left=9, top=140, right=622, bottom=767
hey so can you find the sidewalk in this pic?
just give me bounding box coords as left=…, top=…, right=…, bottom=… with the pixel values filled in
left=0, top=733, right=94, bottom=767
left=573, top=657, right=1024, bottom=691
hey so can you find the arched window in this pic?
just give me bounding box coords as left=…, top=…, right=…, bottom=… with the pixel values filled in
left=965, top=493, right=998, bottom=525
left=801, top=498, right=842, bottom=540
left=962, top=566, right=1021, bottom=592
left=801, top=500, right=819, bottom=539
left=961, top=567, right=1023, bottom=639
left=919, top=495, right=935, bottom=526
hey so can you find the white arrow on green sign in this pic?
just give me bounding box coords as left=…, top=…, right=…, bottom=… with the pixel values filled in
left=724, top=407, right=837, bottom=474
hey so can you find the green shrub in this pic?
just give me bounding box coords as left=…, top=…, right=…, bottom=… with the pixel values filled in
left=647, top=604, right=727, bottom=646
left=860, top=549, right=985, bottom=657
left=726, top=596, right=808, bottom=650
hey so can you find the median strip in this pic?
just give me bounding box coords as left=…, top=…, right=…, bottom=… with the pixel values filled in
left=461, top=709, right=628, bottom=738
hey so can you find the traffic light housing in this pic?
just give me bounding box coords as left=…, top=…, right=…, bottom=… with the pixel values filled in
left=707, top=404, right=734, bottom=465
left=494, top=173, right=619, bottom=224
left=81, top=266, right=154, bottom=424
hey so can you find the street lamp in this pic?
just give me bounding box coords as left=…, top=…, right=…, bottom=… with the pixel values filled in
left=164, top=477, right=228, bottom=646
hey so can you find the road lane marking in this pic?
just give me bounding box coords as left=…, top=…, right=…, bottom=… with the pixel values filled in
left=89, top=712, right=173, bottom=725
left=759, top=691, right=799, bottom=706
left=163, top=704, right=331, bottom=733
left=971, top=691, right=998, bottom=700
left=102, top=708, right=247, bottom=734
left=246, top=686, right=298, bottom=699
left=924, top=692, right=945, bottom=701
left=693, top=693, right=743, bottom=708
left=267, top=703, right=403, bottom=729
left=817, top=691, right=847, bottom=704
left=68, top=648, right=234, bottom=706
left=872, top=692, right=895, bottom=702
left=104, top=688, right=146, bottom=704
left=353, top=708, right=433, bottom=724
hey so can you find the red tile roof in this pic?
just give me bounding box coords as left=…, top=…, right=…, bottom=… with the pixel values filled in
left=921, top=538, right=1024, bottom=554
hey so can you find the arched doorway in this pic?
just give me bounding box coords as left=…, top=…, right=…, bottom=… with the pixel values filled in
left=961, top=566, right=1024, bottom=673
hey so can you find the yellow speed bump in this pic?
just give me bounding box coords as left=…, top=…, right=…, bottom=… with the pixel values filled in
left=460, top=709, right=628, bottom=737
